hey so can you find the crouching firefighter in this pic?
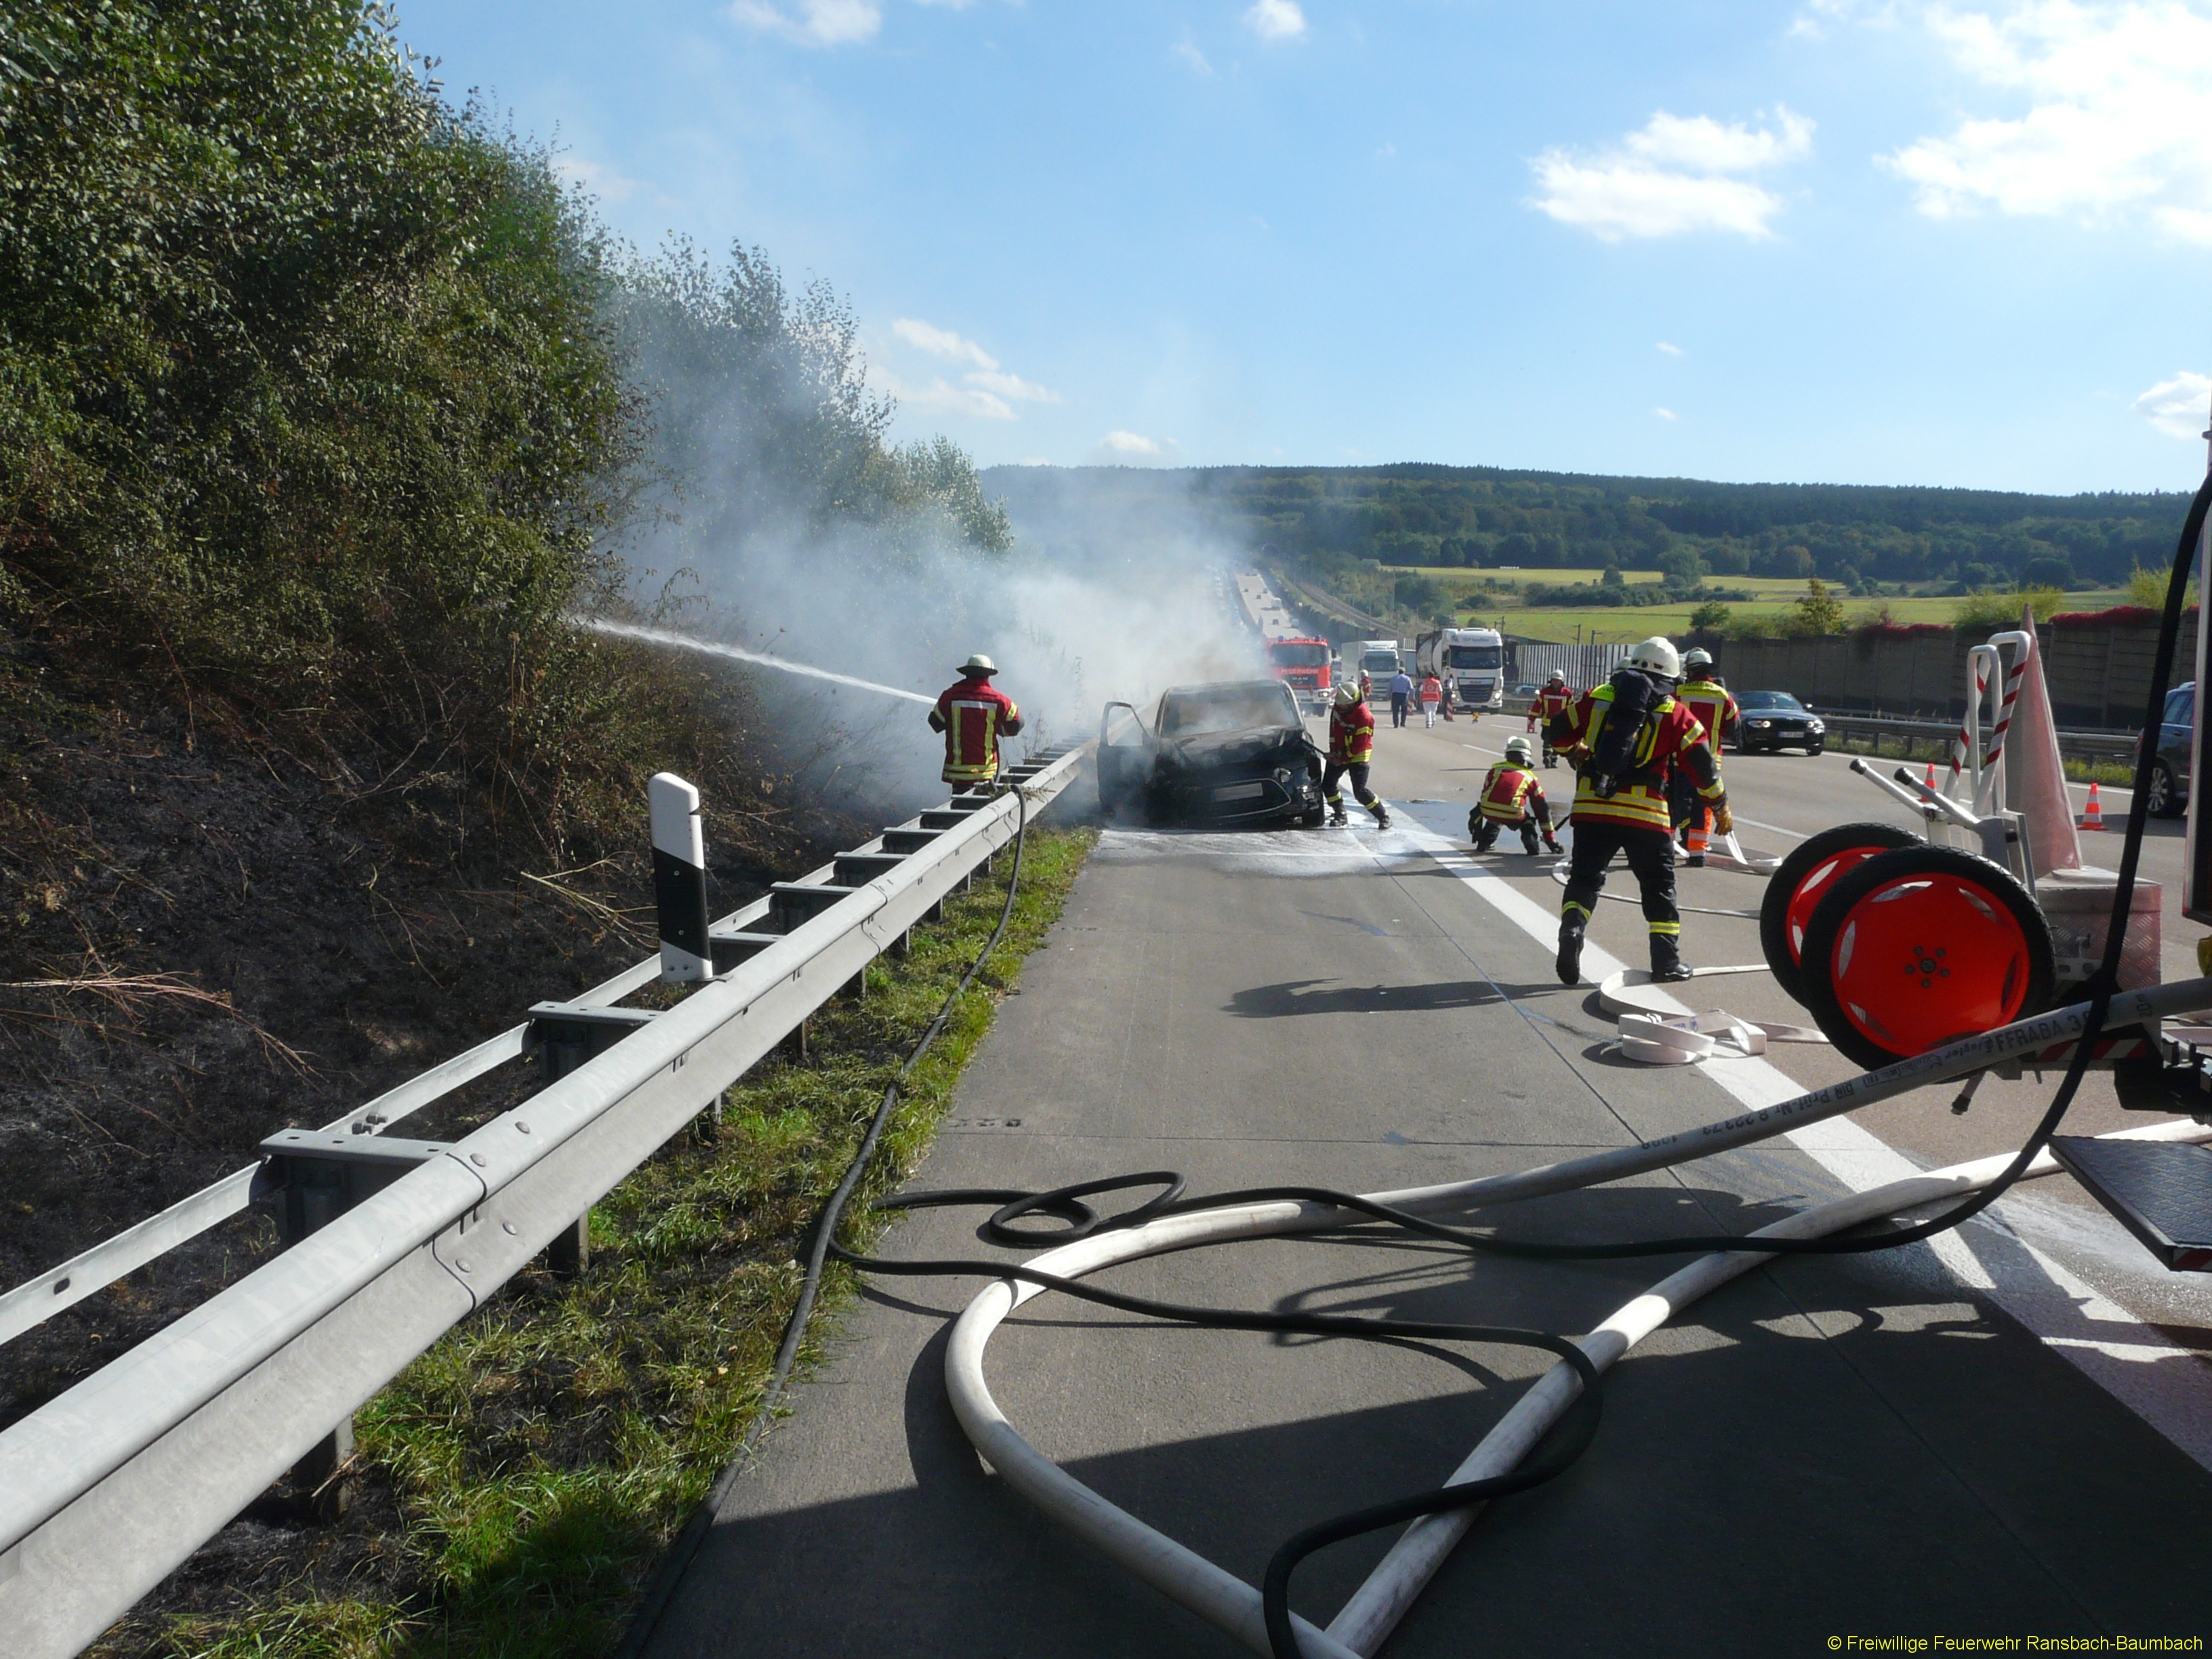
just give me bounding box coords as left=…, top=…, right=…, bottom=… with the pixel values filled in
left=930, top=653, right=1023, bottom=792
left=1470, top=737, right=1563, bottom=856
left=1544, top=637, right=1729, bottom=987
left=1325, top=679, right=1391, bottom=830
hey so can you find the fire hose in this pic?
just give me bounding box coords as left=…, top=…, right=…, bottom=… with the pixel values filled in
left=632, top=474, right=2212, bottom=1659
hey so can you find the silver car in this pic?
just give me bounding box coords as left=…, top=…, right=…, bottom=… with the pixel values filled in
left=2148, top=680, right=2192, bottom=817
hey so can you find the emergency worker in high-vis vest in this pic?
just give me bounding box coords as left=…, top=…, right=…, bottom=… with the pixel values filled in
left=1469, top=736, right=1563, bottom=856
left=1671, top=649, right=1741, bottom=866
left=1528, top=672, right=1576, bottom=767
left=1542, top=637, right=1729, bottom=986
left=929, top=653, right=1023, bottom=790
left=1324, top=679, right=1391, bottom=830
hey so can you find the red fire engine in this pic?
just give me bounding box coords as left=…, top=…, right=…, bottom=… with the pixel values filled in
left=1264, top=635, right=1334, bottom=713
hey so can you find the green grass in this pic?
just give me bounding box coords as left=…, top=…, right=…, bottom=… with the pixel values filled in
left=104, top=827, right=1096, bottom=1659
left=1486, top=588, right=2131, bottom=643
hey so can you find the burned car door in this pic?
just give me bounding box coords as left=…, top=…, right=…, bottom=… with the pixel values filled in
left=1097, top=701, right=1151, bottom=812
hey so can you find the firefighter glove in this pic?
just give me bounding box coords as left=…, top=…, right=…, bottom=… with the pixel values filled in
left=1711, top=800, right=1734, bottom=836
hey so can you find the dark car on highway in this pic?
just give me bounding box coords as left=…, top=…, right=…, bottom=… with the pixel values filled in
left=1732, top=690, right=1826, bottom=755
left=2149, top=680, right=2193, bottom=816
left=1097, top=679, right=1325, bottom=826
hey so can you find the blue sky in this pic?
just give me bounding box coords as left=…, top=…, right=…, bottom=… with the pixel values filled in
left=401, top=0, right=2211, bottom=493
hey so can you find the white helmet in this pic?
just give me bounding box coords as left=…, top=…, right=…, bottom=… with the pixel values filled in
left=1624, top=637, right=1681, bottom=681
left=1546, top=670, right=1566, bottom=686
left=1504, top=735, right=1534, bottom=765
left=960, top=653, right=998, bottom=676
left=1682, top=647, right=1713, bottom=673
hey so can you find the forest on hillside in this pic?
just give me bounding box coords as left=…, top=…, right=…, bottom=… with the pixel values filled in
left=983, top=463, right=2198, bottom=599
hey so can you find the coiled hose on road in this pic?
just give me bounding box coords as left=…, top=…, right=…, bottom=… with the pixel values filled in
left=634, top=475, right=2212, bottom=1659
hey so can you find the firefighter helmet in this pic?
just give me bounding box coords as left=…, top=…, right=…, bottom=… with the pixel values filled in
left=1547, top=670, right=1566, bottom=686
left=1683, top=647, right=1713, bottom=674
left=1504, top=735, right=1534, bottom=765
left=1334, top=678, right=1364, bottom=708
left=1624, top=636, right=1681, bottom=681
left=959, top=653, right=998, bottom=676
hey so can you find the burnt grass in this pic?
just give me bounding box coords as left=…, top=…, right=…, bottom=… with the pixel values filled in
left=0, top=628, right=863, bottom=1452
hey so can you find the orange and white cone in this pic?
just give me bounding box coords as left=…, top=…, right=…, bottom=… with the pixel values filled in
left=1924, top=762, right=1937, bottom=792
left=2076, top=780, right=2106, bottom=832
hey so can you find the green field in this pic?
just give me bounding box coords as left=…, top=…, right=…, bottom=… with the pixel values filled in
left=1361, top=564, right=2131, bottom=643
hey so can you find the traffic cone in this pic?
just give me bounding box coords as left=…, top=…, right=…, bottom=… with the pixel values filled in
left=1924, top=762, right=1937, bottom=792
left=2076, top=780, right=2106, bottom=832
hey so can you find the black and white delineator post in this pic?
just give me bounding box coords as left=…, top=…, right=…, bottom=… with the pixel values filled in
left=650, top=772, right=714, bottom=983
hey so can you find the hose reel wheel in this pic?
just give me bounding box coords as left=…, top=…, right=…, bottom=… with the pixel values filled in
left=1797, top=844, right=2055, bottom=1071
left=1758, top=821, right=1923, bottom=1006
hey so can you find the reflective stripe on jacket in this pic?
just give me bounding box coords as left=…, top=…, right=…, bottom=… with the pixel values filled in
left=1478, top=763, right=1547, bottom=823
left=1551, top=684, right=1723, bottom=831
left=1418, top=677, right=1443, bottom=704
left=1329, top=701, right=1376, bottom=763
left=1528, top=687, right=1574, bottom=727
left=1676, top=679, right=1741, bottom=755
left=933, top=677, right=1021, bottom=782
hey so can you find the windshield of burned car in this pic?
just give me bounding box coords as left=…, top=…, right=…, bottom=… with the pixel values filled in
left=1267, top=642, right=1330, bottom=668
left=1157, top=683, right=1300, bottom=736
left=1738, top=691, right=1804, bottom=712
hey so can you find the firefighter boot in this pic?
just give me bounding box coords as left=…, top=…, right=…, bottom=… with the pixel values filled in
left=1519, top=823, right=1541, bottom=856
left=1556, top=912, right=1585, bottom=987
left=1328, top=797, right=1349, bottom=827
left=1370, top=802, right=1391, bottom=830
left=1472, top=820, right=1498, bottom=853
left=1650, top=933, right=1693, bottom=983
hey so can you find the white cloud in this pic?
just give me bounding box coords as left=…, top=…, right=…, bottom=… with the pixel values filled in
left=1656, top=340, right=1685, bottom=356
left=1530, top=106, right=1814, bottom=240
left=1656, top=407, right=1679, bottom=421
left=2135, top=371, right=2212, bottom=438
left=1091, top=430, right=1176, bottom=464
left=966, top=369, right=1062, bottom=403
left=878, top=370, right=1015, bottom=420
left=1172, top=38, right=1215, bottom=75
left=893, top=316, right=998, bottom=369
left=1880, top=1, right=2212, bottom=239
left=882, top=319, right=1060, bottom=417
left=1244, top=0, right=1307, bottom=41
left=731, top=0, right=881, bottom=47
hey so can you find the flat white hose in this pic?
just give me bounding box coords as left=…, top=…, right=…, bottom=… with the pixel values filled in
left=1325, top=1113, right=2212, bottom=1654
left=942, top=977, right=2212, bottom=1657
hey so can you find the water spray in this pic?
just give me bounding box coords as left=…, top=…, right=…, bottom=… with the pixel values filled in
left=578, top=617, right=936, bottom=707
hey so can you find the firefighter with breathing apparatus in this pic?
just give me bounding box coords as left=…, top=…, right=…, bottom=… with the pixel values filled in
left=1544, top=637, right=1729, bottom=986
left=1671, top=648, right=1740, bottom=867
left=929, top=653, right=1023, bottom=792
left=1470, top=736, right=1563, bottom=856
left=1324, top=678, right=1391, bottom=830
left=1528, top=672, right=1576, bottom=769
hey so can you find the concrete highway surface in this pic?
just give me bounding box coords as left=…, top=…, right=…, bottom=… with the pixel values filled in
left=642, top=708, right=2212, bottom=1658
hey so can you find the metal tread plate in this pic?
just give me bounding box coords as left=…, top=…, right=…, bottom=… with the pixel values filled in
left=2048, top=1135, right=2212, bottom=1270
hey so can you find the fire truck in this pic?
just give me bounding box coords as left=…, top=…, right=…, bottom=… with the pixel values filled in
left=1263, top=634, right=1334, bottom=712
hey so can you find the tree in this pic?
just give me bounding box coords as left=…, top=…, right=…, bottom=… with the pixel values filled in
left=2022, top=552, right=2074, bottom=590
left=1656, top=546, right=1706, bottom=586
left=1688, top=601, right=1731, bottom=632
left=1601, top=565, right=1626, bottom=588
left=1793, top=577, right=1845, bottom=636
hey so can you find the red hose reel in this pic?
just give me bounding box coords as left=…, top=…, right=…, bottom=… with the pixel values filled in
left=1760, top=824, right=2057, bottom=1069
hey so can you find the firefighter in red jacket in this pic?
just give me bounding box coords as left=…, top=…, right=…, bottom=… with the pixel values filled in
left=1325, top=679, right=1391, bottom=830
left=1544, top=638, right=1729, bottom=986
left=1671, top=649, right=1741, bottom=867
left=929, top=653, right=1023, bottom=791
left=1528, top=672, right=1576, bottom=768
left=1469, top=737, right=1563, bottom=855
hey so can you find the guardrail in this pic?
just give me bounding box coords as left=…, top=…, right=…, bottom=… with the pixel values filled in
left=1816, top=712, right=2141, bottom=762
left=0, top=743, right=1086, bottom=1659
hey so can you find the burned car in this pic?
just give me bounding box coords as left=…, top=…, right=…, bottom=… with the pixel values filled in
left=1098, top=678, right=1325, bottom=826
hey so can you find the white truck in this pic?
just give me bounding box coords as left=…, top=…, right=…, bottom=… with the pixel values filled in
left=1415, top=626, right=1507, bottom=712
left=1357, top=639, right=1404, bottom=682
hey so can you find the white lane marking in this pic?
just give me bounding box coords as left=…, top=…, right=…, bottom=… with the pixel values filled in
left=1387, top=806, right=2212, bottom=1471
left=1731, top=817, right=1807, bottom=842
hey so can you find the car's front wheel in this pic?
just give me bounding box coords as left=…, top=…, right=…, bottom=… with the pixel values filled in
left=2149, top=758, right=2182, bottom=817
left=1805, top=739, right=1824, bottom=756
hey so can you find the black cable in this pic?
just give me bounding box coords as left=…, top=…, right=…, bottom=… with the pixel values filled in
left=614, top=775, right=1033, bottom=1659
